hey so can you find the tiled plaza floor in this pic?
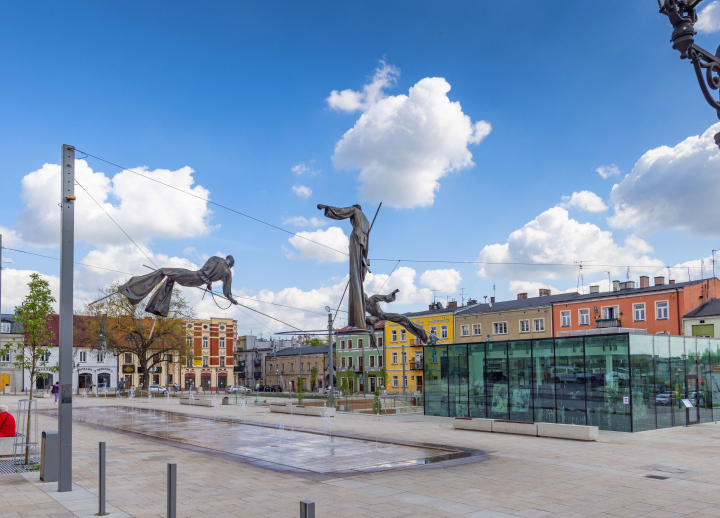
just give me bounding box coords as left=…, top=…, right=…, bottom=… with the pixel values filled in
left=2, top=394, right=720, bottom=517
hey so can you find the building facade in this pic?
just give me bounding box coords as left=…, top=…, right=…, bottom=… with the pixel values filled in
left=181, top=317, right=236, bottom=391
left=551, top=277, right=720, bottom=337
left=683, top=298, right=720, bottom=338
left=336, top=322, right=384, bottom=394
left=1, top=314, right=25, bottom=391
left=385, top=303, right=463, bottom=394
left=235, top=335, right=296, bottom=388
left=265, top=344, right=336, bottom=392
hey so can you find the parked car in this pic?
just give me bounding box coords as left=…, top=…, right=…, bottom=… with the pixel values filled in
left=324, top=386, right=340, bottom=395
left=551, top=366, right=577, bottom=383
left=655, top=391, right=675, bottom=406
left=574, top=372, right=598, bottom=384
left=225, top=385, right=250, bottom=394
left=148, top=385, right=168, bottom=395
left=267, top=385, right=283, bottom=393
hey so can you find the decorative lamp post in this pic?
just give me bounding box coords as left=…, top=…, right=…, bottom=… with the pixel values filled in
left=658, top=0, right=720, bottom=147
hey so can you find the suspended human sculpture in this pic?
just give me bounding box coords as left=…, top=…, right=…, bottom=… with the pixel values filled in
left=364, top=289, right=432, bottom=348
left=317, top=203, right=370, bottom=329
left=118, top=255, right=239, bottom=317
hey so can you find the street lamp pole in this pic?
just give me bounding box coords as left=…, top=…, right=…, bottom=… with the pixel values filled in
left=658, top=0, right=720, bottom=147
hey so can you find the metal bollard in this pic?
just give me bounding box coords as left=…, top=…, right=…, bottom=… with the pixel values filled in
left=167, top=463, right=177, bottom=518
left=97, top=442, right=108, bottom=516
left=300, top=500, right=315, bottom=518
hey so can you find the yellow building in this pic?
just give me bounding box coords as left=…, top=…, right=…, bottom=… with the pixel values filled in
left=384, top=302, right=463, bottom=394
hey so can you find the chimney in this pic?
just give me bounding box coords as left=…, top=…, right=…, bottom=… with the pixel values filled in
left=590, top=285, right=599, bottom=293
left=539, top=288, right=551, bottom=297
left=639, top=276, right=649, bottom=288
left=669, top=279, right=675, bottom=284
left=654, top=276, right=665, bottom=286
left=490, top=296, right=495, bottom=304
left=466, top=299, right=477, bottom=306
left=429, top=304, right=436, bottom=311
left=613, top=280, right=620, bottom=292
left=619, top=281, right=636, bottom=290
left=517, top=293, right=528, bottom=300
left=448, top=300, right=458, bottom=308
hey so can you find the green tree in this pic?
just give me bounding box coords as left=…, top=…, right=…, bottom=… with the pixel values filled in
left=298, top=334, right=326, bottom=347
left=78, top=282, right=194, bottom=390
left=310, top=365, right=318, bottom=392
left=1, top=273, right=57, bottom=464
left=378, top=367, right=387, bottom=389
left=296, top=376, right=304, bottom=405
left=372, top=387, right=382, bottom=415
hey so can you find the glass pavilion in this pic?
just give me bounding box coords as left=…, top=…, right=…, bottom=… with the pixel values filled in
left=424, top=334, right=720, bottom=432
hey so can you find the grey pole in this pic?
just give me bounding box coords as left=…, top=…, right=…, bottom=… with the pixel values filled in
left=402, top=343, right=406, bottom=395
left=300, top=500, right=315, bottom=518
left=98, top=442, right=107, bottom=516
left=167, top=463, right=177, bottom=518
left=58, top=144, right=75, bottom=492
left=327, top=313, right=334, bottom=408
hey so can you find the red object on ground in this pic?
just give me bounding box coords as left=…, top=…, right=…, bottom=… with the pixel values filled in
left=0, top=411, right=16, bottom=437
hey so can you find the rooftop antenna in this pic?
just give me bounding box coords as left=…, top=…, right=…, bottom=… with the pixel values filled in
left=713, top=249, right=719, bottom=278
left=431, top=289, right=439, bottom=304
left=605, top=270, right=611, bottom=292
left=574, top=260, right=592, bottom=294
left=483, top=296, right=488, bottom=304
left=626, top=266, right=630, bottom=283
left=459, top=287, right=466, bottom=306
left=493, top=283, right=496, bottom=301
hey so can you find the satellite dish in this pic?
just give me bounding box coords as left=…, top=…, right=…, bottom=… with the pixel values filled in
left=325, top=306, right=331, bottom=313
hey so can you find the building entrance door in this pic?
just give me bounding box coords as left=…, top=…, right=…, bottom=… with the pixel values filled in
left=686, top=374, right=700, bottom=424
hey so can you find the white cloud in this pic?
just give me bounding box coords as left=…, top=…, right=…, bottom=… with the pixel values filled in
left=364, top=266, right=434, bottom=305
left=1, top=269, right=60, bottom=313
left=596, top=164, right=620, bottom=179
left=508, top=280, right=563, bottom=297
left=477, top=207, right=664, bottom=281
left=609, top=123, right=720, bottom=235
left=291, top=162, right=319, bottom=176
left=419, top=269, right=461, bottom=293
left=560, top=191, right=608, bottom=213
left=16, top=160, right=213, bottom=247
left=330, top=62, right=491, bottom=209
left=292, top=185, right=312, bottom=198
left=284, top=226, right=348, bottom=263
left=282, top=216, right=328, bottom=228
left=697, top=1, right=720, bottom=33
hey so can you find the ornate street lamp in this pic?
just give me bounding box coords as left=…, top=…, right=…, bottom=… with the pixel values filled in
left=659, top=0, right=720, bottom=146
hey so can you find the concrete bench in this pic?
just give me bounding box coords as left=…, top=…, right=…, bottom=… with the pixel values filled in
left=452, top=417, right=493, bottom=432
left=537, top=422, right=598, bottom=441
left=453, top=418, right=597, bottom=441
left=179, top=396, right=229, bottom=406
left=0, top=436, right=15, bottom=456
left=269, top=404, right=335, bottom=417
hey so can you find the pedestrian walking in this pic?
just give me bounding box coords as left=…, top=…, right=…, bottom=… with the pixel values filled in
left=51, top=382, right=59, bottom=404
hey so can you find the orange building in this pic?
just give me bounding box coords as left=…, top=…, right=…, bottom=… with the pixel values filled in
left=182, top=317, right=237, bottom=391
left=551, top=277, right=720, bottom=337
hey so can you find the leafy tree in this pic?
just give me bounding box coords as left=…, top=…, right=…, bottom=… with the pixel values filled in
left=310, top=366, right=318, bottom=392
left=372, top=387, right=382, bottom=415
left=378, top=367, right=387, bottom=389
left=297, top=334, right=326, bottom=347
left=78, top=282, right=194, bottom=390
left=1, top=273, right=57, bottom=464
left=296, top=376, right=304, bottom=405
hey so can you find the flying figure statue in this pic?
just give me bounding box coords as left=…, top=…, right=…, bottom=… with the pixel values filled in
left=118, top=255, right=239, bottom=317
left=364, top=289, right=433, bottom=348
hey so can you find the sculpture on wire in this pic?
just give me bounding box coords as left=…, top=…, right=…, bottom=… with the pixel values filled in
left=118, top=255, right=239, bottom=317
left=364, top=289, right=433, bottom=348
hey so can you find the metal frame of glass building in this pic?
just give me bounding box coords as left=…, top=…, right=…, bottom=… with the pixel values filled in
left=423, top=333, right=720, bottom=432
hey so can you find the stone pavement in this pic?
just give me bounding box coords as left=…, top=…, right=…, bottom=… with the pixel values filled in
left=1, top=394, right=720, bottom=517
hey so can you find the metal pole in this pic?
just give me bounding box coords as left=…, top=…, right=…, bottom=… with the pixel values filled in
left=98, top=442, right=107, bottom=516
left=402, top=343, right=406, bottom=395
left=300, top=500, right=315, bottom=518
left=327, top=313, right=334, bottom=408
left=58, top=144, right=75, bottom=492
left=167, top=463, right=177, bottom=518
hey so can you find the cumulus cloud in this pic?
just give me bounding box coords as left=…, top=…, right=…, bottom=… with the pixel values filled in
left=560, top=191, right=608, bottom=213
left=419, top=269, right=462, bottom=293
left=509, top=280, right=563, bottom=297
left=16, top=160, right=213, bottom=247
left=1, top=269, right=60, bottom=313
left=329, top=62, right=491, bottom=209
left=282, top=216, right=328, bottom=228
left=609, top=123, right=720, bottom=235
left=697, top=1, right=720, bottom=33
left=596, top=164, right=620, bottom=179
left=477, top=207, right=664, bottom=281
left=284, top=227, right=348, bottom=263
left=291, top=162, right=319, bottom=176
left=292, top=185, right=312, bottom=198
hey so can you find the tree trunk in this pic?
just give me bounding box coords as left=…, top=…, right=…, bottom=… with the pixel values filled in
left=25, top=365, right=34, bottom=465
left=141, top=358, right=150, bottom=390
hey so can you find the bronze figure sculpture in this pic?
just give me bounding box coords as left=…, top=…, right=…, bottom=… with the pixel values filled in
left=364, top=289, right=432, bottom=348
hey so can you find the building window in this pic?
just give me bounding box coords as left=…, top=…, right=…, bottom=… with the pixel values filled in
left=98, top=352, right=105, bottom=362
left=402, top=375, right=407, bottom=387
left=79, top=351, right=87, bottom=362
left=472, top=324, right=481, bottom=336
left=534, top=318, right=545, bottom=332
left=341, top=340, right=345, bottom=349
left=461, top=325, right=469, bottom=337
left=400, top=329, right=406, bottom=342
left=377, top=336, right=383, bottom=347
left=561, top=311, right=571, bottom=327
left=348, top=340, right=353, bottom=349
left=202, top=357, right=208, bottom=367
left=602, top=306, right=619, bottom=320
left=401, top=352, right=407, bottom=364
left=392, top=375, right=399, bottom=388
left=291, top=363, right=294, bottom=372
left=441, top=325, right=448, bottom=339
left=1, top=322, right=11, bottom=333
left=125, top=353, right=133, bottom=363
left=656, top=301, right=669, bottom=320
left=392, top=352, right=398, bottom=364
left=634, top=303, right=646, bottom=322
left=186, top=337, right=192, bottom=349
left=0, top=353, right=9, bottom=362
left=520, top=320, right=530, bottom=333
left=358, top=338, right=364, bottom=348
left=187, top=323, right=193, bottom=329
left=493, top=322, right=508, bottom=335
left=186, top=356, right=192, bottom=368
left=202, top=324, right=208, bottom=330
left=341, top=356, right=346, bottom=368
left=219, top=337, right=225, bottom=349
left=579, top=309, right=590, bottom=326
left=220, top=357, right=225, bottom=367
left=281, top=363, right=285, bottom=373
left=202, top=337, right=208, bottom=348
left=348, top=356, right=353, bottom=368
left=391, top=330, right=397, bottom=342
left=370, top=355, right=375, bottom=367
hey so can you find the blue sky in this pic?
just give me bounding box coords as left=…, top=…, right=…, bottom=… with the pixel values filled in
left=3, top=1, right=720, bottom=335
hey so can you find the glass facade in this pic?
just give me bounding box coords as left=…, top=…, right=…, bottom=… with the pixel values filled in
left=424, top=334, right=718, bottom=432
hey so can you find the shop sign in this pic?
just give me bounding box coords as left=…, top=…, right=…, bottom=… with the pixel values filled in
left=193, top=358, right=203, bottom=366
left=122, top=365, right=135, bottom=374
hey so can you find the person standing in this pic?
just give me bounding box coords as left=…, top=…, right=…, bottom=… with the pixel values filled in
left=51, top=382, right=59, bottom=404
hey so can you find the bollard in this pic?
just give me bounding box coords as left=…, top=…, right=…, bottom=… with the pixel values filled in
left=96, top=442, right=108, bottom=516
left=167, top=463, right=177, bottom=518
left=300, top=500, right=315, bottom=518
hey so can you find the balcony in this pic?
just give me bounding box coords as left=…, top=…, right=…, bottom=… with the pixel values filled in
left=410, top=360, right=424, bottom=370
left=595, top=319, right=621, bottom=329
